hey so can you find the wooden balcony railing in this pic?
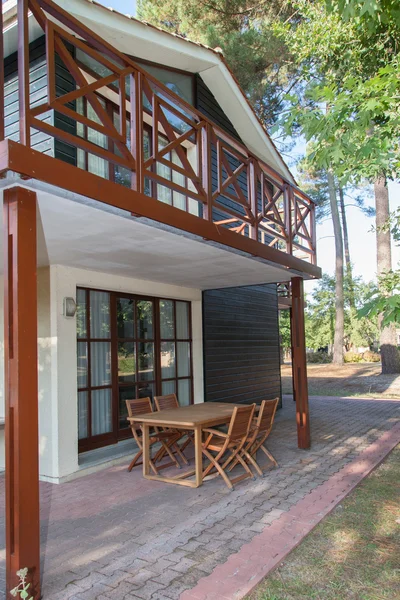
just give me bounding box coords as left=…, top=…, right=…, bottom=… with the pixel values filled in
left=0, top=0, right=317, bottom=267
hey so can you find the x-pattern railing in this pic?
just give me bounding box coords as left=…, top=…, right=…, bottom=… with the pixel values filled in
left=1, top=0, right=316, bottom=266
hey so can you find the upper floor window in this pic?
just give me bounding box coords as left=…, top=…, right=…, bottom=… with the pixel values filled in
left=75, top=49, right=194, bottom=107
left=135, top=61, right=194, bottom=106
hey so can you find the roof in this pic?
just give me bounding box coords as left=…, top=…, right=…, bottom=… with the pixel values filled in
left=2, top=0, right=296, bottom=184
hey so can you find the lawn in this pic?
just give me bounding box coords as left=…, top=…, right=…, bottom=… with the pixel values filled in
left=281, top=363, right=400, bottom=398
left=247, top=445, right=400, bottom=600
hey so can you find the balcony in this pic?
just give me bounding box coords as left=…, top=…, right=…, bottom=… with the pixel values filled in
left=0, top=0, right=320, bottom=280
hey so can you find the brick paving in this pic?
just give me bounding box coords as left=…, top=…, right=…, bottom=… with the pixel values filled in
left=0, top=396, right=399, bottom=600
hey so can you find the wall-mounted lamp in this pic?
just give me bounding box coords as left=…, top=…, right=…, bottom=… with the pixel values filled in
left=63, top=297, right=77, bottom=318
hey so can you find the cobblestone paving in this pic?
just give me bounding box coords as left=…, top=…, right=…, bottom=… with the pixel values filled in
left=0, top=396, right=399, bottom=600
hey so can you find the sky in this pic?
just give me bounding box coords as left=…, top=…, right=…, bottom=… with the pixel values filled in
left=97, top=0, right=136, bottom=14
left=96, top=0, right=400, bottom=293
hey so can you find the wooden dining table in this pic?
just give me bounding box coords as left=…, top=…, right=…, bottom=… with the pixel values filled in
left=129, top=402, right=243, bottom=488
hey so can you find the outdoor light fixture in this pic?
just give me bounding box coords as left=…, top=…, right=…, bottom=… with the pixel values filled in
left=63, top=297, right=77, bottom=318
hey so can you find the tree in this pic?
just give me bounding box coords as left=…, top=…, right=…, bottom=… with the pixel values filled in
left=140, top=0, right=400, bottom=370
left=137, top=0, right=304, bottom=131
left=359, top=210, right=400, bottom=341
left=298, top=155, right=375, bottom=355
left=274, top=1, right=400, bottom=372
left=307, top=275, right=378, bottom=351
left=278, top=310, right=291, bottom=361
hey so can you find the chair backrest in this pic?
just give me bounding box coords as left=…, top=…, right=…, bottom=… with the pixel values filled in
left=154, top=394, right=179, bottom=411
left=126, top=397, right=153, bottom=430
left=256, top=398, right=279, bottom=435
left=228, top=404, right=255, bottom=442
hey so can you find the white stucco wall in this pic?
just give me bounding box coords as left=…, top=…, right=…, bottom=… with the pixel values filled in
left=49, top=265, right=204, bottom=481
left=0, top=264, right=204, bottom=481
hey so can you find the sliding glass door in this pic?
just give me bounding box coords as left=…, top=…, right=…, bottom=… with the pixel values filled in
left=116, top=295, right=156, bottom=437
left=77, top=289, right=193, bottom=452
left=77, top=289, right=113, bottom=450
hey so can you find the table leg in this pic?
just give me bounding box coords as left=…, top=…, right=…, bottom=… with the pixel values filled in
left=142, top=424, right=150, bottom=477
left=194, top=425, right=203, bottom=487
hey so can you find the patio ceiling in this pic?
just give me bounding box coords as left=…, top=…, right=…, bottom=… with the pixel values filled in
left=0, top=183, right=299, bottom=289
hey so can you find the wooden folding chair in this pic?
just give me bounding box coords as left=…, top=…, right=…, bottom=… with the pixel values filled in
left=154, top=394, right=193, bottom=463
left=201, top=404, right=256, bottom=490
left=125, top=397, right=181, bottom=474
left=236, top=398, right=279, bottom=476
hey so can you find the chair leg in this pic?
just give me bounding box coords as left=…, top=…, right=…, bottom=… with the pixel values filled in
left=234, top=451, right=256, bottom=480
left=172, top=441, right=189, bottom=466
left=127, top=450, right=142, bottom=472
left=202, top=448, right=233, bottom=490
left=180, top=434, right=194, bottom=453
left=260, top=444, right=278, bottom=467
left=242, top=448, right=263, bottom=477
left=160, top=440, right=181, bottom=469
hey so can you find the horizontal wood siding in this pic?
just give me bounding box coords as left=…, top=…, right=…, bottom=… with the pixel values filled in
left=196, top=74, right=241, bottom=141
left=54, top=45, right=77, bottom=166
left=4, top=36, right=53, bottom=155
left=4, top=36, right=77, bottom=163
left=203, top=284, right=282, bottom=407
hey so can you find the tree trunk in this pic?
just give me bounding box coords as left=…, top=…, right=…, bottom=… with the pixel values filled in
left=338, top=186, right=355, bottom=310
left=328, top=170, right=344, bottom=364
left=374, top=177, right=400, bottom=373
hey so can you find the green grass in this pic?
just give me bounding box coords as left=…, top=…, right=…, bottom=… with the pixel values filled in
left=247, top=446, right=400, bottom=600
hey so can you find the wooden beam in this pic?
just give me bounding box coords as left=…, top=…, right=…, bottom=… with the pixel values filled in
left=4, top=187, right=40, bottom=599
left=0, top=140, right=322, bottom=280
left=290, top=277, right=310, bottom=449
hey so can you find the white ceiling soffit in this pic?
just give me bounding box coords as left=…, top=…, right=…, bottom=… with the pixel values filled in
left=0, top=188, right=294, bottom=288
left=2, top=0, right=295, bottom=184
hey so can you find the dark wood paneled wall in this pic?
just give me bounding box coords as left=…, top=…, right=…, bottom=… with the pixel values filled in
left=4, top=37, right=52, bottom=153
left=203, top=284, right=282, bottom=407
left=4, top=36, right=77, bottom=164
left=195, top=74, right=241, bottom=141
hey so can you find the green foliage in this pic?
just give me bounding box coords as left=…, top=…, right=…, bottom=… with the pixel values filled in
left=306, top=273, right=379, bottom=350
left=10, top=569, right=33, bottom=600
left=306, top=351, right=333, bottom=364
left=274, top=1, right=400, bottom=183
left=358, top=271, right=400, bottom=328
left=362, top=350, right=381, bottom=362
left=137, top=0, right=305, bottom=131
left=279, top=310, right=291, bottom=350
left=328, top=0, right=400, bottom=33
left=344, top=351, right=363, bottom=362
left=297, top=156, right=374, bottom=223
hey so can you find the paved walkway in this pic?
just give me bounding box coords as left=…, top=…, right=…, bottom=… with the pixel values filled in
left=0, top=396, right=399, bottom=600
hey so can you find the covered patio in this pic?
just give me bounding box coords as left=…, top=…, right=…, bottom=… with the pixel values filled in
left=0, top=395, right=399, bottom=600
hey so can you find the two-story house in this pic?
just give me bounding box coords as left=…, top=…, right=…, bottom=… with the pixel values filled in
left=0, top=0, right=321, bottom=594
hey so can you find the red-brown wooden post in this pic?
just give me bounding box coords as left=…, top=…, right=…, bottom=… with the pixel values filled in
left=283, top=184, right=292, bottom=256
left=130, top=70, right=143, bottom=194
left=4, top=187, right=40, bottom=599
left=290, top=276, right=310, bottom=449
left=248, top=158, right=258, bottom=241
left=201, top=122, right=213, bottom=221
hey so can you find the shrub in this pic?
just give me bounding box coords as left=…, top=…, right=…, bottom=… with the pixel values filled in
left=362, top=350, right=381, bottom=362
left=344, top=351, right=363, bottom=363
left=306, top=352, right=333, bottom=364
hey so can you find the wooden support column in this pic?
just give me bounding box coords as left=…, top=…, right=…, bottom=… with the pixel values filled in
left=4, top=187, right=40, bottom=599
left=290, top=277, right=310, bottom=449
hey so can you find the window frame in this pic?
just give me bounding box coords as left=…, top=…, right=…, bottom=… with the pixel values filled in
left=76, top=287, right=194, bottom=452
